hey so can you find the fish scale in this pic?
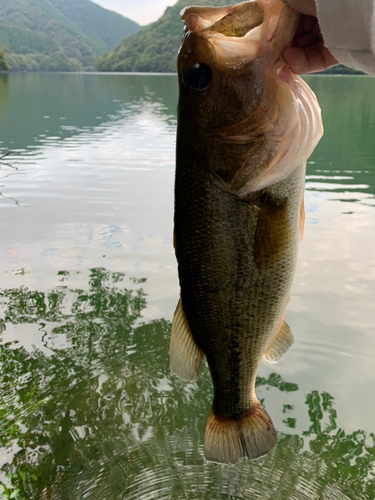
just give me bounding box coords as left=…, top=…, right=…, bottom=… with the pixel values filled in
left=177, top=161, right=302, bottom=412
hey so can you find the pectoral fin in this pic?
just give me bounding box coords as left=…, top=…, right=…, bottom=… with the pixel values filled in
left=253, top=194, right=292, bottom=269
left=263, top=319, right=294, bottom=364
left=169, top=298, right=204, bottom=383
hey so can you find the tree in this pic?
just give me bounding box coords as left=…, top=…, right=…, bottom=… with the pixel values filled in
left=0, top=46, right=9, bottom=71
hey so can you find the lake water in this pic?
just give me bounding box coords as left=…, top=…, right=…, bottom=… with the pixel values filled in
left=0, top=72, right=375, bottom=499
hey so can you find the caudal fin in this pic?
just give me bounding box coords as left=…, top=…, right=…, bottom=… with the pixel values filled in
left=204, top=403, right=277, bottom=464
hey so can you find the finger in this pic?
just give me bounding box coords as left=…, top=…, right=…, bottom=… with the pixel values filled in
left=283, top=43, right=339, bottom=74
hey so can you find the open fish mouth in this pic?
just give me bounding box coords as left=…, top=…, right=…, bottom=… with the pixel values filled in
left=179, top=0, right=300, bottom=70
left=177, top=0, right=322, bottom=195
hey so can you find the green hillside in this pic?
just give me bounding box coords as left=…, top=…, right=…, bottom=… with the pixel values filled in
left=96, top=0, right=363, bottom=75
left=320, top=64, right=364, bottom=76
left=95, top=0, right=238, bottom=73
left=0, top=45, right=8, bottom=70
left=49, top=0, right=140, bottom=54
left=0, top=0, right=140, bottom=71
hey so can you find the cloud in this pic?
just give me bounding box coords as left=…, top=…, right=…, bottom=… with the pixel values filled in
left=93, top=0, right=176, bottom=25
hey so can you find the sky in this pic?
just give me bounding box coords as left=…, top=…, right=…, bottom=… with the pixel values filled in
left=93, top=0, right=176, bottom=25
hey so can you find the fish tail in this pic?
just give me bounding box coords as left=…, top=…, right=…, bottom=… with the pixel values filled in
left=204, top=402, right=277, bottom=464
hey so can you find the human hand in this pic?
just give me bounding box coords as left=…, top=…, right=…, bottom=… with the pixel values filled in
left=283, top=0, right=339, bottom=74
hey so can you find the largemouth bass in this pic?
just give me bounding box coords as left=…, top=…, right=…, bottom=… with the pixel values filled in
left=170, top=0, right=323, bottom=464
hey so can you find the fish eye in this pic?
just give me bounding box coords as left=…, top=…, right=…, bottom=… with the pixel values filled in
left=187, top=63, right=212, bottom=92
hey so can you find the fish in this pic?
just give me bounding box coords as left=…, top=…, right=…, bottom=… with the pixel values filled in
left=169, top=0, right=323, bottom=464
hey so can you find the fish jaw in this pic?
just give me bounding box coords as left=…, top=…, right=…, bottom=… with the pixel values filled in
left=177, top=0, right=300, bottom=128
left=179, top=0, right=300, bottom=72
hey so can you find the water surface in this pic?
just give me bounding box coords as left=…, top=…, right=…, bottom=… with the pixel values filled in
left=1, top=73, right=375, bottom=499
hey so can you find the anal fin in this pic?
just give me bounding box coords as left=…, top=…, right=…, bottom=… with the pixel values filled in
left=263, top=319, right=294, bottom=364
left=169, top=298, right=204, bottom=383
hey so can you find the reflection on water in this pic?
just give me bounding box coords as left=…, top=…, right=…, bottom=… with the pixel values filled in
left=0, top=73, right=375, bottom=498
left=1, top=269, right=375, bottom=500
left=0, top=73, right=177, bottom=151
left=0, top=75, right=9, bottom=115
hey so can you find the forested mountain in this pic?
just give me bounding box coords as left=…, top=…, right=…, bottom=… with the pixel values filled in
left=0, top=44, right=8, bottom=70
left=95, top=0, right=238, bottom=73
left=319, top=65, right=364, bottom=75
left=0, top=0, right=140, bottom=71
left=96, top=0, right=363, bottom=75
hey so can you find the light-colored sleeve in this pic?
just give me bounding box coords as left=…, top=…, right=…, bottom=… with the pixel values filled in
left=315, top=0, right=375, bottom=75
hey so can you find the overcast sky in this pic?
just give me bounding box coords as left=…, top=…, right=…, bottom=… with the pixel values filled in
left=93, top=0, right=176, bottom=25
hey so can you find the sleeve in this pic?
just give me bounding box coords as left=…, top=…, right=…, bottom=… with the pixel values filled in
left=314, top=0, right=375, bottom=75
